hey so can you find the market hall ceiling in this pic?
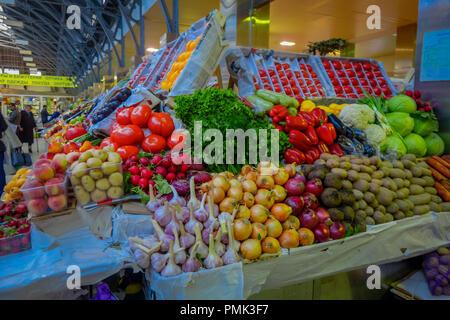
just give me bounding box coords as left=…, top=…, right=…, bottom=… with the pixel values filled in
left=0, top=0, right=140, bottom=81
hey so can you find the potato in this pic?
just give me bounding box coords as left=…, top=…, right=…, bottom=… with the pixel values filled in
left=423, top=176, right=435, bottom=187
left=424, top=187, right=437, bottom=195
left=358, top=199, right=367, bottom=209
left=373, top=211, right=386, bottom=224
left=411, top=166, right=423, bottom=177
left=401, top=159, right=415, bottom=169
left=404, top=169, right=413, bottom=180
left=354, top=180, right=369, bottom=192
left=401, top=154, right=416, bottom=162
left=314, top=159, right=327, bottom=166
left=359, top=173, right=372, bottom=181
left=348, top=170, right=359, bottom=182
left=365, top=206, right=374, bottom=216
left=342, top=180, right=353, bottom=190
left=308, top=169, right=328, bottom=180
left=393, top=178, right=405, bottom=189
left=353, top=189, right=364, bottom=200
left=396, top=188, right=410, bottom=199
left=340, top=189, right=356, bottom=205
left=372, top=170, right=384, bottom=179
left=319, top=153, right=335, bottom=160
left=382, top=178, right=397, bottom=191
left=410, top=177, right=426, bottom=186
left=381, top=167, right=391, bottom=177
left=394, top=212, right=406, bottom=220
left=324, top=173, right=343, bottom=189
left=361, top=157, right=371, bottom=166
left=371, top=178, right=383, bottom=186
left=381, top=161, right=393, bottom=168
left=326, top=158, right=340, bottom=169
left=396, top=200, right=409, bottom=212
left=376, top=187, right=395, bottom=206
left=377, top=205, right=386, bottom=214
left=410, top=184, right=425, bottom=195
left=369, top=182, right=380, bottom=194
left=386, top=203, right=399, bottom=214
left=431, top=195, right=443, bottom=204
left=350, top=158, right=363, bottom=165
left=331, top=168, right=348, bottom=179
left=429, top=202, right=441, bottom=213
left=351, top=164, right=361, bottom=172
left=320, top=188, right=342, bottom=208
left=409, top=193, right=432, bottom=205
left=360, top=165, right=374, bottom=175
left=328, top=208, right=345, bottom=221
left=413, top=205, right=430, bottom=215
left=369, top=156, right=382, bottom=166
left=364, top=192, right=375, bottom=203
left=389, top=168, right=406, bottom=179
left=340, top=162, right=352, bottom=170
left=365, top=217, right=376, bottom=225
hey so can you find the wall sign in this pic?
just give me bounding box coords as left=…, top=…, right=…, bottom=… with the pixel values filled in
left=420, top=28, right=450, bottom=82
left=0, top=74, right=75, bottom=87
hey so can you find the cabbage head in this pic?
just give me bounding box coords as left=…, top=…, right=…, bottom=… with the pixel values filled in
left=411, top=111, right=439, bottom=137
left=386, top=112, right=415, bottom=137
left=424, top=133, right=445, bottom=156
left=384, top=135, right=407, bottom=159
left=387, top=94, right=417, bottom=113
left=404, top=133, right=427, bottom=157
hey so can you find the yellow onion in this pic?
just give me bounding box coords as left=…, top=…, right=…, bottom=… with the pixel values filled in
left=229, top=179, right=242, bottom=189
left=256, top=175, right=275, bottom=190
left=242, top=180, right=257, bottom=195
left=219, top=171, right=234, bottom=179
left=273, top=168, right=289, bottom=185
left=236, top=205, right=251, bottom=219
left=271, top=185, right=287, bottom=203
left=284, top=164, right=296, bottom=178
left=261, top=237, right=280, bottom=254
left=282, top=215, right=300, bottom=230
left=264, top=217, right=283, bottom=238
left=211, top=187, right=225, bottom=204
left=240, top=238, right=262, bottom=260
left=227, top=186, right=243, bottom=201
left=270, top=203, right=292, bottom=222
left=219, top=197, right=238, bottom=213
left=243, top=192, right=255, bottom=207
left=279, top=229, right=300, bottom=249
left=254, top=189, right=274, bottom=209
left=251, top=223, right=267, bottom=240
left=200, top=182, right=211, bottom=193
left=213, top=176, right=230, bottom=192
left=234, top=218, right=252, bottom=241
left=246, top=171, right=257, bottom=182
left=250, top=204, right=269, bottom=223
left=241, top=165, right=253, bottom=176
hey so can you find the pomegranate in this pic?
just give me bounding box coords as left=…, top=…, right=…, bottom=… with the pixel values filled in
left=284, top=196, right=304, bottom=216
left=305, top=178, right=323, bottom=196
left=302, top=192, right=319, bottom=210
left=299, top=209, right=319, bottom=229
left=284, top=178, right=305, bottom=196
left=330, top=222, right=346, bottom=240
left=314, top=224, right=330, bottom=243
left=315, top=207, right=333, bottom=226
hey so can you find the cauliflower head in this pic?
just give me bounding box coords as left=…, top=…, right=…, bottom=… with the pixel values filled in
left=364, top=124, right=387, bottom=145
left=338, top=104, right=375, bottom=130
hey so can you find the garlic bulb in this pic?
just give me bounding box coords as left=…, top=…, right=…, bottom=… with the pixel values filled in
left=161, top=241, right=182, bottom=277
left=189, top=223, right=208, bottom=259
left=172, top=226, right=187, bottom=265
left=182, top=243, right=202, bottom=272
left=214, top=227, right=226, bottom=257
left=134, top=249, right=150, bottom=269
left=204, top=232, right=223, bottom=269
left=222, top=220, right=240, bottom=265
left=204, top=188, right=219, bottom=218
left=165, top=206, right=180, bottom=236
left=204, top=191, right=220, bottom=231
left=174, top=202, right=190, bottom=224
left=185, top=203, right=203, bottom=235
left=142, top=235, right=160, bottom=249
left=154, top=201, right=171, bottom=227
left=169, top=185, right=186, bottom=207
left=179, top=222, right=195, bottom=249
left=187, top=176, right=200, bottom=210
left=194, top=193, right=208, bottom=222
left=146, top=184, right=163, bottom=212
left=151, top=252, right=170, bottom=273
left=151, top=219, right=174, bottom=253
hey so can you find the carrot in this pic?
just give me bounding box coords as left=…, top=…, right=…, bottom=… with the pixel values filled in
left=435, top=182, right=450, bottom=202
left=442, top=155, right=450, bottom=163
left=429, top=167, right=446, bottom=181
left=427, top=158, right=450, bottom=179
left=441, top=180, right=450, bottom=191
left=432, top=156, right=450, bottom=169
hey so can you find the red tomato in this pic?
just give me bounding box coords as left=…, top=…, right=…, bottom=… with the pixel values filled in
left=264, top=84, right=272, bottom=90
left=282, top=63, right=290, bottom=70
left=275, top=63, right=282, bottom=71
left=284, top=86, right=292, bottom=95
left=294, top=71, right=301, bottom=78
left=285, top=70, right=293, bottom=79
left=337, top=70, right=346, bottom=77
left=111, top=124, right=144, bottom=146
left=344, top=86, right=354, bottom=94
left=289, top=79, right=297, bottom=87
left=116, top=145, right=140, bottom=161
left=326, top=70, right=335, bottom=78
left=273, top=84, right=282, bottom=93
left=142, top=134, right=167, bottom=154
left=354, top=86, right=363, bottom=94
left=322, top=61, right=331, bottom=69
left=278, top=71, right=286, bottom=78
left=353, top=63, right=362, bottom=71
left=307, top=65, right=312, bottom=72
left=374, top=71, right=382, bottom=78
left=350, top=78, right=359, bottom=86
left=356, top=71, right=365, bottom=78
left=369, top=79, right=378, bottom=87
left=366, top=73, right=374, bottom=79
left=346, top=70, right=356, bottom=77
left=340, top=78, right=350, bottom=86
left=268, top=69, right=275, bottom=77
left=258, top=69, right=266, bottom=77
left=116, top=107, right=134, bottom=125
left=377, top=78, right=386, bottom=86
left=131, top=104, right=152, bottom=127
left=305, top=79, right=312, bottom=86
left=360, top=78, right=368, bottom=86
left=271, top=76, right=279, bottom=84
left=167, top=130, right=187, bottom=149
left=100, top=137, right=119, bottom=150
left=332, top=61, right=342, bottom=69
left=373, top=87, right=382, bottom=96
left=334, top=86, right=343, bottom=94
left=148, top=113, right=175, bottom=138
left=255, top=84, right=260, bottom=90
left=261, top=77, right=269, bottom=84
left=280, top=78, right=288, bottom=86
left=310, top=72, right=317, bottom=78
left=292, top=86, right=300, bottom=95
left=331, top=78, right=340, bottom=86
left=343, top=62, right=352, bottom=69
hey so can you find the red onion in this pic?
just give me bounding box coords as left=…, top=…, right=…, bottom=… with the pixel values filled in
left=302, top=192, right=319, bottom=210
left=161, top=241, right=182, bottom=277
left=316, top=207, right=333, bottom=226
left=285, top=178, right=305, bottom=196
left=330, top=222, right=345, bottom=240
left=305, top=178, right=323, bottom=196
left=284, top=196, right=304, bottom=216
left=171, top=180, right=190, bottom=197
left=299, top=209, right=319, bottom=229
left=314, top=223, right=331, bottom=243
left=294, top=172, right=306, bottom=184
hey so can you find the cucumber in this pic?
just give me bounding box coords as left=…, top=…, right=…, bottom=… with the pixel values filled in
left=256, top=89, right=280, bottom=104
left=245, top=95, right=274, bottom=115
left=266, top=91, right=299, bottom=108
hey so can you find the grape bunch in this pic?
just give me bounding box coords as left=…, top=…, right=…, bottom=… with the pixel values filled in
left=91, top=87, right=132, bottom=124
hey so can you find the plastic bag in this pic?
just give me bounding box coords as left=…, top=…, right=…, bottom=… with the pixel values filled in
left=422, top=246, right=450, bottom=296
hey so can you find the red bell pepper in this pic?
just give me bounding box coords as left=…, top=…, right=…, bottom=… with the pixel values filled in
left=269, top=105, right=289, bottom=123
left=298, top=111, right=315, bottom=127
left=329, top=143, right=344, bottom=157
left=289, top=130, right=313, bottom=151
left=317, top=142, right=329, bottom=154
left=306, top=147, right=320, bottom=161
left=305, top=126, right=319, bottom=145
left=311, top=108, right=328, bottom=126
left=284, top=148, right=306, bottom=165
left=316, top=122, right=337, bottom=145
left=304, top=152, right=314, bottom=164
left=274, top=124, right=284, bottom=132
left=285, top=116, right=308, bottom=131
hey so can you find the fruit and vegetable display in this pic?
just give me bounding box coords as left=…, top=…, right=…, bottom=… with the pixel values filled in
left=0, top=221, right=31, bottom=257
left=88, top=87, right=132, bottom=125
left=422, top=246, right=450, bottom=296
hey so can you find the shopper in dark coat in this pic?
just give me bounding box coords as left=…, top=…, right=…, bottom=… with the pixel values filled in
left=18, top=105, right=36, bottom=153
left=0, top=113, right=8, bottom=192
left=41, top=105, right=50, bottom=125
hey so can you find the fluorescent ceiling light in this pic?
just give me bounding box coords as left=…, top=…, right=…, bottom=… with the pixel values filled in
left=26, top=63, right=36, bottom=67
left=3, top=19, right=23, bottom=28
left=19, top=50, right=32, bottom=55
left=280, top=41, right=296, bottom=46
left=14, top=39, right=28, bottom=45
left=146, top=47, right=158, bottom=52
left=23, top=56, right=33, bottom=62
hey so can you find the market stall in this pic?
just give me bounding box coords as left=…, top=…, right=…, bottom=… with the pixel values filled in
left=1, top=8, right=449, bottom=300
